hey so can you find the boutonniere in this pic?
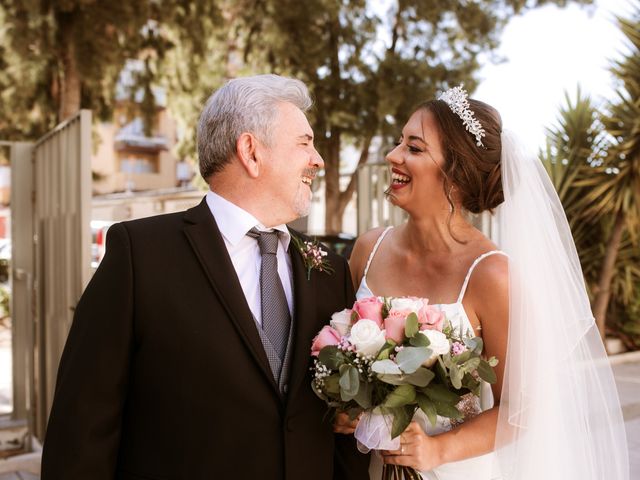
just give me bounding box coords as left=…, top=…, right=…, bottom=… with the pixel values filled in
left=291, top=236, right=334, bottom=280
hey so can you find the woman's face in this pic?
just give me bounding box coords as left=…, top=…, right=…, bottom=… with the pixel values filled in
left=385, top=109, right=450, bottom=215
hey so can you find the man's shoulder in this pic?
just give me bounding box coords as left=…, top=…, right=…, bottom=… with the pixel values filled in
left=119, top=198, right=207, bottom=234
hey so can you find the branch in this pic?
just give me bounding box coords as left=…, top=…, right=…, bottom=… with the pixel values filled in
left=389, top=1, right=403, bottom=54
left=338, top=134, right=373, bottom=207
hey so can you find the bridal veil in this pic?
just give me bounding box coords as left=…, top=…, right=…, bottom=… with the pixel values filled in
left=492, top=130, right=629, bottom=479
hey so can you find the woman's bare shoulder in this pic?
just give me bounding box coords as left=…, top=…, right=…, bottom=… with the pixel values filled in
left=350, top=227, right=389, bottom=283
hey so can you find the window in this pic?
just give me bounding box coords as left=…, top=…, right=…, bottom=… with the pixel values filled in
left=119, top=153, right=159, bottom=174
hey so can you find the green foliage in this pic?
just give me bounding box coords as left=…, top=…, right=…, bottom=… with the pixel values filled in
left=0, top=0, right=226, bottom=144
left=0, top=0, right=592, bottom=229
left=404, top=312, right=419, bottom=338
left=383, top=384, right=416, bottom=408
left=542, top=5, right=640, bottom=347
left=395, top=346, right=432, bottom=374
left=224, top=0, right=593, bottom=231
left=319, top=345, right=346, bottom=369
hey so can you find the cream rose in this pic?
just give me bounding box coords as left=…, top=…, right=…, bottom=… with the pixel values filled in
left=389, top=297, right=424, bottom=313
left=330, top=308, right=353, bottom=336
left=419, top=329, right=450, bottom=367
left=349, top=319, right=387, bottom=357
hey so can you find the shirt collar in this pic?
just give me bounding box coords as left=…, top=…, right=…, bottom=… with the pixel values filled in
left=206, top=190, right=291, bottom=250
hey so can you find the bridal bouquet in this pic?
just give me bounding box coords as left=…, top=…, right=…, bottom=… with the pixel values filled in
left=310, top=296, right=498, bottom=480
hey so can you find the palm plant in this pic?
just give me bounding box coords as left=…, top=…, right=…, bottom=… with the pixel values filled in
left=542, top=6, right=640, bottom=345
left=583, top=9, right=640, bottom=340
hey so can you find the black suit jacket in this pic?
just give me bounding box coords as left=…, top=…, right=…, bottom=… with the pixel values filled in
left=41, top=198, right=369, bottom=480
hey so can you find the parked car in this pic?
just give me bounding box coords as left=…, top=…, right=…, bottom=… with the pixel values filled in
left=314, top=233, right=356, bottom=260
left=91, top=220, right=114, bottom=269
left=0, top=239, right=9, bottom=284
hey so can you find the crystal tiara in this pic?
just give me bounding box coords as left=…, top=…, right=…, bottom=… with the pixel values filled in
left=438, top=84, right=486, bottom=147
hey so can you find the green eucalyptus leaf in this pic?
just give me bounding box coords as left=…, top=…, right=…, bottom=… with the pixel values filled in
left=353, top=381, right=373, bottom=409
left=377, top=340, right=397, bottom=360
left=409, top=333, right=430, bottom=347
left=423, top=383, right=461, bottom=404
left=404, top=313, right=419, bottom=338
left=396, top=347, right=431, bottom=374
left=319, top=346, right=346, bottom=370
left=435, top=358, right=448, bottom=382
left=464, top=337, right=484, bottom=355
left=372, top=359, right=403, bottom=375
left=324, top=374, right=341, bottom=395
left=450, top=364, right=463, bottom=389
left=339, top=365, right=360, bottom=399
left=416, top=393, right=438, bottom=427
left=383, top=384, right=416, bottom=408
left=379, top=367, right=435, bottom=387
left=378, top=374, right=408, bottom=385
left=488, top=357, right=499, bottom=367
left=387, top=405, right=414, bottom=439
left=453, top=350, right=473, bottom=364
left=477, top=360, right=498, bottom=384
left=407, top=367, right=436, bottom=387
left=347, top=407, right=363, bottom=421
left=460, top=357, right=480, bottom=373
left=433, top=400, right=463, bottom=420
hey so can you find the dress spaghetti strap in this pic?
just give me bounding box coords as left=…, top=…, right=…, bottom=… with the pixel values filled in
left=362, top=226, right=393, bottom=279
left=456, top=250, right=508, bottom=304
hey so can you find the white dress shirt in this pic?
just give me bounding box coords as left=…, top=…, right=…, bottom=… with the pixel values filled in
left=206, top=190, right=294, bottom=326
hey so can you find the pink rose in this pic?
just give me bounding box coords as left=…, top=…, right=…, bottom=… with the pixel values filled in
left=311, top=325, right=342, bottom=356
left=384, top=310, right=410, bottom=344
left=419, top=305, right=445, bottom=332
left=353, top=297, right=384, bottom=327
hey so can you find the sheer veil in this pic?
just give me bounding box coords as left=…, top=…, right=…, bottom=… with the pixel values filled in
left=491, top=130, right=629, bottom=479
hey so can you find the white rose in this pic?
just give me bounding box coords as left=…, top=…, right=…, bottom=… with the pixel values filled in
left=330, top=309, right=353, bottom=336
left=349, top=319, right=387, bottom=357
left=419, top=329, right=450, bottom=367
left=390, top=297, right=424, bottom=313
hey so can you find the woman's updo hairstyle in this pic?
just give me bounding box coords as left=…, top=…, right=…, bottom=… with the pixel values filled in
left=417, top=98, right=504, bottom=214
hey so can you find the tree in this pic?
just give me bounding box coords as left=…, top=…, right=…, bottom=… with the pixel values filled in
left=0, top=0, right=224, bottom=139
left=542, top=6, right=640, bottom=344
left=588, top=8, right=640, bottom=341
left=235, top=0, right=592, bottom=233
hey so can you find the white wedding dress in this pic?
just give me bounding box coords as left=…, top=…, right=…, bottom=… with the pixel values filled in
left=356, top=226, right=503, bottom=480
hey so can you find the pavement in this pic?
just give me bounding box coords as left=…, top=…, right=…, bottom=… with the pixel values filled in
left=0, top=330, right=638, bottom=479
left=611, top=351, right=640, bottom=479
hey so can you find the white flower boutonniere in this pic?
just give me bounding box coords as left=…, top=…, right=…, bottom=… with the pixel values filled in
left=291, top=236, right=334, bottom=280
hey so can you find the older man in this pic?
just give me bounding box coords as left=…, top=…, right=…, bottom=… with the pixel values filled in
left=41, top=74, right=369, bottom=479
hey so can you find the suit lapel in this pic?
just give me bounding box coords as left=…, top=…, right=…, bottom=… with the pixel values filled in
left=287, top=236, right=319, bottom=400
left=182, top=199, right=278, bottom=393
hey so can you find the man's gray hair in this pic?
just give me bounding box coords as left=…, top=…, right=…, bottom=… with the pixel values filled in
left=197, top=74, right=313, bottom=180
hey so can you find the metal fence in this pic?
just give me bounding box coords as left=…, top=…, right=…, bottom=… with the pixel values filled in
left=356, top=161, right=494, bottom=237
left=357, top=162, right=407, bottom=234
left=32, top=111, right=92, bottom=439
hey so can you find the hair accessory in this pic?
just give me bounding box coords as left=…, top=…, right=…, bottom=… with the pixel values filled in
left=438, top=84, right=486, bottom=147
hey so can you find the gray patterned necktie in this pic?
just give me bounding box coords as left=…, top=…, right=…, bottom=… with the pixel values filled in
left=247, top=228, right=291, bottom=361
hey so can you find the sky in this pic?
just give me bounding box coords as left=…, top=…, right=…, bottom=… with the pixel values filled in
left=475, top=0, right=635, bottom=151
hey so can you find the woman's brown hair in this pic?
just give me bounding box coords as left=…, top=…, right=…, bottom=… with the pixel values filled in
left=417, top=98, right=504, bottom=215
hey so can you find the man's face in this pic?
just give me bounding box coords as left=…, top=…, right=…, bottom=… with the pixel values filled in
left=258, top=101, right=324, bottom=224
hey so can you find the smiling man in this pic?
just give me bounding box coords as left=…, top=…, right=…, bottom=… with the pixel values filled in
left=41, top=74, right=369, bottom=480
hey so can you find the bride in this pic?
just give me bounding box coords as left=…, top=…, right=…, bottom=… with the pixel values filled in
left=335, top=86, right=629, bottom=480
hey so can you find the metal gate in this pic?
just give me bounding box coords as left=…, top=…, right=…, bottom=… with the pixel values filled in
left=33, top=111, right=92, bottom=439
left=357, top=162, right=407, bottom=234
left=7, top=110, right=92, bottom=443
left=356, top=162, right=494, bottom=236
